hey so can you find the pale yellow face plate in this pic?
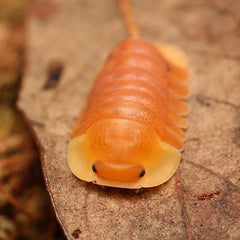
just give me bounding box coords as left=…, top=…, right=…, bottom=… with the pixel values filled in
left=68, top=119, right=180, bottom=189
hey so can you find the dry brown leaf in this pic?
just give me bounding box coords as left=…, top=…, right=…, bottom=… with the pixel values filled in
left=19, top=0, right=240, bottom=239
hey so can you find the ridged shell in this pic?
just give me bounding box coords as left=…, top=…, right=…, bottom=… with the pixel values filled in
left=71, top=38, right=189, bottom=150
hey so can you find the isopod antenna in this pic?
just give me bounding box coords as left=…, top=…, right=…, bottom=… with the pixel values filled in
left=117, top=0, right=141, bottom=38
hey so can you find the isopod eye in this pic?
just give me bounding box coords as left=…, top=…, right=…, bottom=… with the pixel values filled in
left=139, top=169, right=145, bottom=177
left=92, top=164, right=97, bottom=173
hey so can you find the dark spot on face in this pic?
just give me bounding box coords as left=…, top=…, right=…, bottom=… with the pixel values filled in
left=92, top=164, right=97, bottom=173
left=72, top=229, right=81, bottom=239
left=139, top=169, right=145, bottom=177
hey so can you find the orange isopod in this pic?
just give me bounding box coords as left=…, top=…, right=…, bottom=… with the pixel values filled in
left=68, top=0, right=189, bottom=189
left=68, top=38, right=189, bottom=189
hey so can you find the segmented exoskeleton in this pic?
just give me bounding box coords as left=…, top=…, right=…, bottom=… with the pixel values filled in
left=68, top=0, right=189, bottom=189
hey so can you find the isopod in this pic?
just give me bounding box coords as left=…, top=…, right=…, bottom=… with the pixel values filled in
left=68, top=0, right=189, bottom=189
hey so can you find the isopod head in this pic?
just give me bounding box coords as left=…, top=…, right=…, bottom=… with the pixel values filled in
left=68, top=119, right=180, bottom=189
